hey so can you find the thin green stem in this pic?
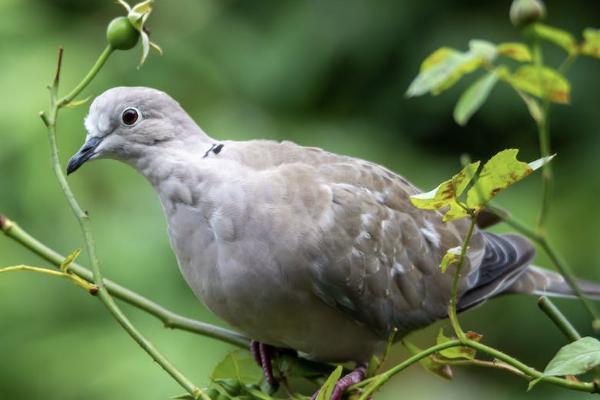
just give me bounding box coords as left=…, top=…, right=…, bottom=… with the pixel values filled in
left=538, top=238, right=600, bottom=324
left=538, top=296, right=582, bottom=342
left=41, top=46, right=207, bottom=400
left=356, top=338, right=597, bottom=399
left=448, top=216, right=477, bottom=341
left=530, top=35, right=553, bottom=233
left=356, top=340, right=462, bottom=399
left=57, top=45, right=113, bottom=108
left=0, top=215, right=249, bottom=348
left=429, top=357, right=528, bottom=378
left=487, top=205, right=600, bottom=324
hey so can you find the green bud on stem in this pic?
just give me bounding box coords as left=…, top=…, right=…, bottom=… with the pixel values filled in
left=509, top=0, right=546, bottom=27
left=106, top=16, right=140, bottom=50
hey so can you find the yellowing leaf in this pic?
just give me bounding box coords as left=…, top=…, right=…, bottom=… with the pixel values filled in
left=60, top=249, right=81, bottom=272
left=0, top=264, right=96, bottom=292
left=407, top=48, right=482, bottom=97
left=507, top=65, right=571, bottom=104
left=436, top=329, right=476, bottom=360
left=466, top=149, right=554, bottom=209
left=581, top=28, right=600, bottom=59
left=453, top=69, right=500, bottom=126
left=410, top=161, right=480, bottom=222
left=403, top=340, right=454, bottom=380
left=497, top=42, right=532, bottom=62
left=440, top=246, right=462, bottom=273
left=532, top=23, right=577, bottom=55
left=419, top=47, right=457, bottom=71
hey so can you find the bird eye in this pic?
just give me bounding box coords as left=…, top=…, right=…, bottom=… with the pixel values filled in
left=121, top=108, right=140, bottom=126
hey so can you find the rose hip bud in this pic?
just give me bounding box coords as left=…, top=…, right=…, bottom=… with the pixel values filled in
left=106, top=16, right=140, bottom=50
left=510, top=0, right=546, bottom=27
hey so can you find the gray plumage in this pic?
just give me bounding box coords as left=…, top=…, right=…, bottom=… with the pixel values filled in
left=69, top=86, right=600, bottom=363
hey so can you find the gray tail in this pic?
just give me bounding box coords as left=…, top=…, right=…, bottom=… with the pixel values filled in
left=458, top=232, right=536, bottom=310
left=456, top=232, right=600, bottom=311
left=508, top=265, right=600, bottom=300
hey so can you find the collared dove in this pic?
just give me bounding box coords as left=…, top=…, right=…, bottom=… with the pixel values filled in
left=67, top=87, right=600, bottom=398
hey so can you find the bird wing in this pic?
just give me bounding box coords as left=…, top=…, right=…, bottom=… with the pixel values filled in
left=227, top=140, right=530, bottom=338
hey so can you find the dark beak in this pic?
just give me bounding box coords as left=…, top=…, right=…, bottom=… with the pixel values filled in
left=67, top=136, right=103, bottom=175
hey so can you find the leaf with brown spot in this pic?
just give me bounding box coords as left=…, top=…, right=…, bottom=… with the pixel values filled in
left=497, top=42, right=532, bottom=62
left=466, top=149, right=554, bottom=210
left=410, top=161, right=480, bottom=221
left=506, top=65, right=571, bottom=104
left=581, top=28, right=600, bottom=59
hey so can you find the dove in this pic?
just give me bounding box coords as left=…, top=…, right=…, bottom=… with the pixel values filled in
left=67, top=87, right=600, bottom=399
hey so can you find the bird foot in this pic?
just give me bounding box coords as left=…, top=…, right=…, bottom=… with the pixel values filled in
left=312, top=365, right=367, bottom=400
left=250, top=340, right=279, bottom=388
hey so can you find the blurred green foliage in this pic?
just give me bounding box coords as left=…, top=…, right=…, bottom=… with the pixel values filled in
left=1, top=0, right=599, bottom=399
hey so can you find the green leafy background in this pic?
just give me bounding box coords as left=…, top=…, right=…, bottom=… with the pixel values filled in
left=0, top=0, right=599, bottom=399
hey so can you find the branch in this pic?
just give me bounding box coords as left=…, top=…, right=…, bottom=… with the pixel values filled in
left=40, top=46, right=206, bottom=399
left=57, top=45, right=113, bottom=108
left=448, top=215, right=477, bottom=341
left=538, top=296, right=582, bottom=342
left=355, top=338, right=598, bottom=399
left=0, top=214, right=249, bottom=348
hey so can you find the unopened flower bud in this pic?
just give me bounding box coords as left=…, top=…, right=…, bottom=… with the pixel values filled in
left=106, top=16, right=140, bottom=50
left=510, top=0, right=546, bottom=27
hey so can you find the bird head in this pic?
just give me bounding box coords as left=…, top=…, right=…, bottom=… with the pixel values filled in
left=67, top=86, right=204, bottom=175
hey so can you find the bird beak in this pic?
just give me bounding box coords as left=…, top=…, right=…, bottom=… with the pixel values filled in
left=67, top=136, right=103, bottom=175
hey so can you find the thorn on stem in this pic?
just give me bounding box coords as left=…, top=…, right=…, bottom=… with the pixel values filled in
left=53, top=46, right=64, bottom=87
left=39, top=111, right=50, bottom=127
left=89, top=286, right=99, bottom=296
left=0, top=214, right=7, bottom=230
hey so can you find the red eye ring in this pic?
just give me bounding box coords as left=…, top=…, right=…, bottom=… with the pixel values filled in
left=122, top=108, right=139, bottom=126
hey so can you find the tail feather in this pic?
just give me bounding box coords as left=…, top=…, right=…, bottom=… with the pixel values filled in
left=458, top=232, right=535, bottom=310
left=509, top=265, right=600, bottom=300
left=457, top=232, right=600, bottom=311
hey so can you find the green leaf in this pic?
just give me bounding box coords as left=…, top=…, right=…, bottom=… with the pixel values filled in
left=532, top=23, right=577, bottom=55
left=366, top=355, right=380, bottom=378
left=466, top=149, right=554, bottom=209
left=581, top=28, right=600, bottom=59
left=516, top=91, right=544, bottom=125
left=210, top=350, right=264, bottom=385
left=436, top=329, right=476, bottom=360
left=406, top=48, right=482, bottom=97
left=469, top=39, right=497, bottom=62
left=410, top=161, right=480, bottom=221
left=529, top=337, right=600, bottom=390
left=403, top=340, right=453, bottom=380
left=507, top=65, right=570, bottom=104
left=60, top=249, right=81, bottom=272
left=453, top=69, right=500, bottom=126
left=246, top=387, right=275, bottom=400
left=439, top=246, right=462, bottom=273
left=316, top=365, right=343, bottom=400
left=497, top=42, right=532, bottom=62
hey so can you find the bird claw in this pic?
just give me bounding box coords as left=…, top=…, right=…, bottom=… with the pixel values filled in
left=250, top=340, right=279, bottom=388
left=312, top=366, right=367, bottom=400
left=250, top=342, right=367, bottom=399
